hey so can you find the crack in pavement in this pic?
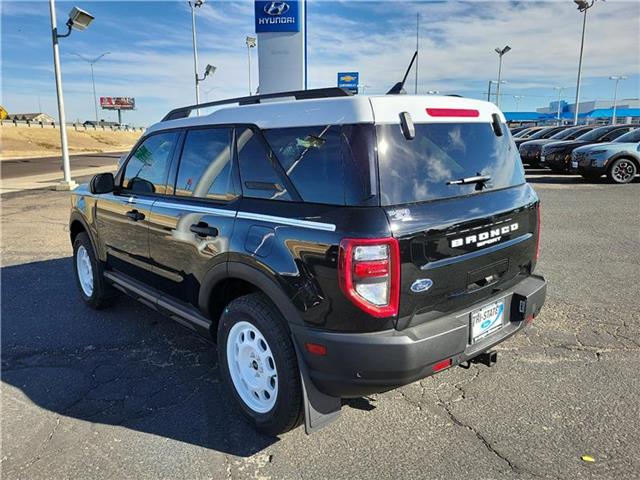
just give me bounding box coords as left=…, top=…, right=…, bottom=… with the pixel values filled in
left=433, top=366, right=554, bottom=479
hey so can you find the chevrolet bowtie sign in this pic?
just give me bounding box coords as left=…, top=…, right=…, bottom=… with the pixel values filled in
left=255, top=1, right=301, bottom=33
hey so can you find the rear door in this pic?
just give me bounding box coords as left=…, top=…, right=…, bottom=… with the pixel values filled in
left=147, top=126, right=239, bottom=306
left=375, top=120, right=539, bottom=330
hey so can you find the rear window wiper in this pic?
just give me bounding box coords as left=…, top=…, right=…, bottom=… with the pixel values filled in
left=446, top=175, right=491, bottom=186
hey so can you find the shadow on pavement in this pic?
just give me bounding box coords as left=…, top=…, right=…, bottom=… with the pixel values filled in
left=1, top=257, right=277, bottom=456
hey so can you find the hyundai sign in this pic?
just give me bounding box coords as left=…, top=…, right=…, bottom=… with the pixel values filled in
left=338, top=72, right=359, bottom=94
left=255, top=1, right=300, bottom=33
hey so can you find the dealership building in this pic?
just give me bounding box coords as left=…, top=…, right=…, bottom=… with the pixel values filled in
left=505, top=97, right=640, bottom=124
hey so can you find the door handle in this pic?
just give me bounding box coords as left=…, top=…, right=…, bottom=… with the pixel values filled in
left=190, top=222, right=219, bottom=238
left=126, top=209, right=145, bottom=222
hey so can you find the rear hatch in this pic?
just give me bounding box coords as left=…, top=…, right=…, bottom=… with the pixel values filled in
left=372, top=104, right=539, bottom=330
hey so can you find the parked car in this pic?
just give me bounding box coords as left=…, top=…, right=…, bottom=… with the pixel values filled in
left=519, top=125, right=594, bottom=168
left=509, top=125, right=530, bottom=135
left=572, top=128, right=640, bottom=183
left=512, top=126, right=549, bottom=145
left=541, top=125, right=636, bottom=173
left=514, top=126, right=568, bottom=148
left=69, top=89, right=546, bottom=435
left=512, top=127, right=536, bottom=138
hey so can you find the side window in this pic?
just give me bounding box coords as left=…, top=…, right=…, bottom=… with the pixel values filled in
left=263, top=125, right=375, bottom=206
left=175, top=128, right=236, bottom=201
left=122, top=132, right=179, bottom=194
left=603, top=129, right=630, bottom=141
left=236, top=127, right=292, bottom=201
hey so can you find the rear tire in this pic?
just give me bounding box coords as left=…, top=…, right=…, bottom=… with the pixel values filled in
left=217, top=293, right=303, bottom=436
left=72, top=232, right=116, bottom=309
left=607, top=158, right=637, bottom=184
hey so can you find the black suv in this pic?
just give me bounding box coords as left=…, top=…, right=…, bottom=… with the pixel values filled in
left=69, top=89, right=546, bottom=435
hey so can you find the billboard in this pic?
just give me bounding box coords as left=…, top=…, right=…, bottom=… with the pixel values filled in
left=100, top=97, right=135, bottom=110
left=255, top=1, right=300, bottom=33
left=338, top=72, right=359, bottom=94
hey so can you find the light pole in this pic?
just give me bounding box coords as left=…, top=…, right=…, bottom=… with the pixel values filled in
left=553, top=87, right=564, bottom=126
left=415, top=12, right=420, bottom=94
left=246, top=36, right=256, bottom=96
left=572, top=0, right=597, bottom=125
left=513, top=95, right=524, bottom=112
left=189, top=0, right=205, bottom=112
left=48, top=1, right=94, bottom=191
left=72, top=52, right=110, bottom=124
left=487, top=80, right=506, bottom=103
left=494, top=45, right=511, bottom=109
left=609, top=75, right=627, bottom=125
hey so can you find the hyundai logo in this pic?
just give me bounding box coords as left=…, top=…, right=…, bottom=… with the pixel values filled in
left=264, top=1, right=289, bottom=16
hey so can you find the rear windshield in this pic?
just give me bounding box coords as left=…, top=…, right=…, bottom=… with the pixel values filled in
left=376, top=123, right=525, bottom=206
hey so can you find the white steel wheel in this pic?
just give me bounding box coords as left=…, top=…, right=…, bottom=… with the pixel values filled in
left=226, top=321, right=278, bottom=413
left=76, top=245, right=94, bottom=297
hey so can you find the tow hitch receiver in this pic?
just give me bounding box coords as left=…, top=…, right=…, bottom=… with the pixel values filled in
left=471, top=350, right=498, bottom=367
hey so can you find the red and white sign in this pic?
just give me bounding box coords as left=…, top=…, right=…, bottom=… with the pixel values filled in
left=100, top=97, right=135, bottom=110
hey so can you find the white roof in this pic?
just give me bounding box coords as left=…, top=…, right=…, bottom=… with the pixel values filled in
left=146, top=94, right=505, bottom=134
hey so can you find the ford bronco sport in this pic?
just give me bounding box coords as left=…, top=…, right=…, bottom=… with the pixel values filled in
left=69, top=87, right=546, bottom=435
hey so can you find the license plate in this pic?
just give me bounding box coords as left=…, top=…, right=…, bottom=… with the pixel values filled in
left=470, top=301, right=505, bottom=343
left=571, top=160, right=578, bottom=169
left=540, top=155, right=546, bottom=163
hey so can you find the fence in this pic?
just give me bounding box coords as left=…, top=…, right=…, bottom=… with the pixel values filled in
left=0, top=119, right=145, bottom=132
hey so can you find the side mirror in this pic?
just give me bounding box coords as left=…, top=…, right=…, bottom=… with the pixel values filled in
left=399, top=111, right=415, bottom=140
left=90, top=173, right=115, bottom=194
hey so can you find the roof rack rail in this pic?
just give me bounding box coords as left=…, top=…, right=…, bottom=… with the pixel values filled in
left=162, top=87, right=353, bottom=122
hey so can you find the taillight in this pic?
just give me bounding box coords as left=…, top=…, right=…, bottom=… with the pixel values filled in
left=338, top=238, right=400, bottom=318
left=426, top=108, right=480, bottom=118
left=535, top=204, right=541, bottom=261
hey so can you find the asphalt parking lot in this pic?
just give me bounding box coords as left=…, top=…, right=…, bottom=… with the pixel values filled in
left=1, top=172, right=639, bottom=480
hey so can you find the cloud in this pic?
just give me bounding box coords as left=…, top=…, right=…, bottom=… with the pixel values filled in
left=2, top=0, right=638, bottom=124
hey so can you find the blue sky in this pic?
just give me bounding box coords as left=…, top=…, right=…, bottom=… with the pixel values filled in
left=2, top=0, right=639, bottom=126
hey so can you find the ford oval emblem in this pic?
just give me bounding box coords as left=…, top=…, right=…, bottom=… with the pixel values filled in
left=411, top=278, right=433, bottom=293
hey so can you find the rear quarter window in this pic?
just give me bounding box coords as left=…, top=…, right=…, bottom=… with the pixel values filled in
left=263, top=124, right=376, bottom=206
left=377, top=122, right=525, bottom=206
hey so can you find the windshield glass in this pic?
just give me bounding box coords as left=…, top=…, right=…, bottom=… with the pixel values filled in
left=576, top=127, right=617, bottom=142
left=376, top=123, right=525, bottom=205
left=550, top=126, right=585, bottom=140
left=513, top=128, right=534, bottom=138
left=614, top=129, right=640, bottom=143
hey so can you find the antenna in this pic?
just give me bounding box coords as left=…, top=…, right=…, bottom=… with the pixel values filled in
left=386, top=51, right=418, bottom=95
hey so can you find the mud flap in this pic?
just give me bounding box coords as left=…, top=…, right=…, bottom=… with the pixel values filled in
left=293, top=344, right=341, bottom=434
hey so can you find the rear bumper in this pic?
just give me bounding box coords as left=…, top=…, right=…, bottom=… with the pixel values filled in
left=291, top=275, right=546, bottom=398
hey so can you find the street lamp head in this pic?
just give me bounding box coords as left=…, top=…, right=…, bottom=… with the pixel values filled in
left=574, top=0, right=595, bottom=11
left=204, top=64, right=216, bottom=77
left=495, top=45, right=511, bottom=56
left=66, top=7, right=95, bottom=31
left=192, top=0, right=205, bottom=7
left=246, top=36, right=257, bottom=48
left=609, top=75, right=628, bottom=81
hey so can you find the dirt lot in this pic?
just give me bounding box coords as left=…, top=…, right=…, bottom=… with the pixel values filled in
left=0, top=127, right=141, bottom=159
left=1, top=174, right=639, bottom=479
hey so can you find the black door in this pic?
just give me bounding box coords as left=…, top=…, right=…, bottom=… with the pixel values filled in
left=96, top=130, right=180, bottom=278
left=147, top=126, right=239, bottom=306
